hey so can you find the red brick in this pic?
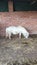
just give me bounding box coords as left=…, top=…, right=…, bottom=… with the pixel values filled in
left=0, top=12, right=37, bottom=36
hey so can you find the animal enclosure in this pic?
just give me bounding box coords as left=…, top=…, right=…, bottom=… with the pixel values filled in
left=0, top=0, right=37, bottom=65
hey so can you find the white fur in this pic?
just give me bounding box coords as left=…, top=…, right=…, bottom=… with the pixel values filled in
left=6, top=26, right=29, bottom=39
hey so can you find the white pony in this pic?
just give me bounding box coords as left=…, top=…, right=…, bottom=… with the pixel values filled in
left=6, top=26, right=29, bottom=39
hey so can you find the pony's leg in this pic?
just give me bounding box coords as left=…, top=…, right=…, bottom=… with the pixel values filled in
left=9, top=33, right=11, bottom=39
left=19, top=33, right=21, bottom=38
left=6, top=32, right=8, bottom=38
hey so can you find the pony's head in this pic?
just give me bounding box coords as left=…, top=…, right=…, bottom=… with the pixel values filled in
left=23, top=31, right=29, bottom=38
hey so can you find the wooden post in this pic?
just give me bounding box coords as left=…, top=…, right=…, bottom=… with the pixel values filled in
left=8, top=0, right=13, bottom=12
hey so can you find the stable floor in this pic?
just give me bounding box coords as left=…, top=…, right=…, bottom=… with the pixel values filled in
left=0, top=37, right=37, bottom=65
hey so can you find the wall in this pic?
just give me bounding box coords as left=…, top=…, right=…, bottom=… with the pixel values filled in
left=0, top=12, right=37, bottom=37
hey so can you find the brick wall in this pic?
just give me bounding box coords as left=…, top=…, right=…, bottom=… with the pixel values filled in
left=0, top=12, right=37, bottom=37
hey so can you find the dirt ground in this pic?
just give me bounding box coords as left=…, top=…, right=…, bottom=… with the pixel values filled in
left=0, top=37, right=37, bottom=65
